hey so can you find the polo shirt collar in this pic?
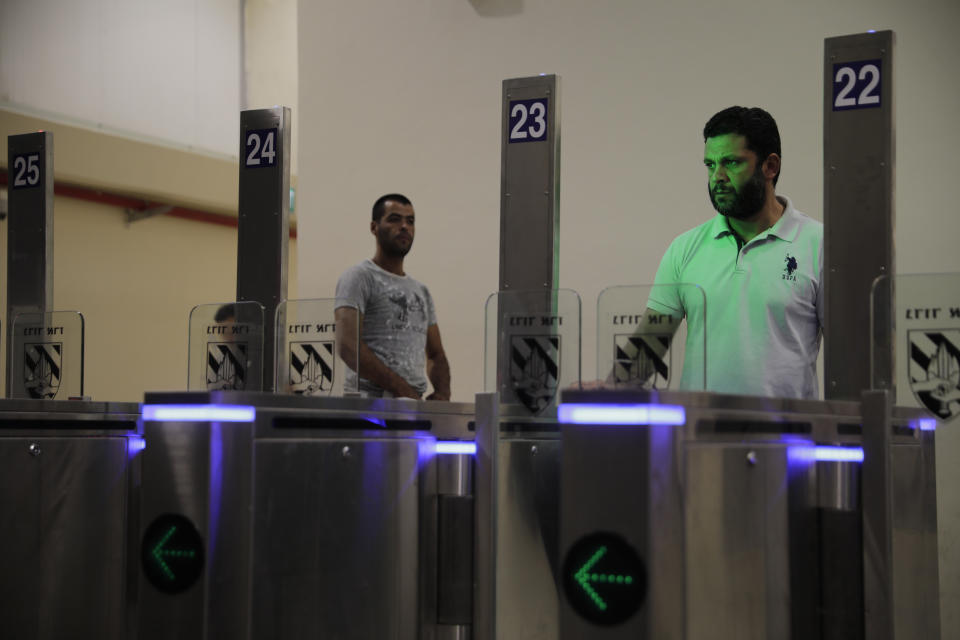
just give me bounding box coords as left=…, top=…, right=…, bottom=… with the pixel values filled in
left=710, top=195, right=801, bottom=243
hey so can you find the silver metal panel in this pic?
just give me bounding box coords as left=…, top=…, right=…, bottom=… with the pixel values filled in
left=205, top=421, right=256, bottom=639
left=137, top=421, right=212, bottom=640
left=250, top=438, right=424, bottom=639
left=474, top=393, right=499, bottom=640
left=475, top=394, right=563, bottom=640
left=685, top=443, right=813, bottom=640
left=861, top=389, right=893, bottom=640
left=890, top=440, right=940, bottom=639
left=0, top=437, right=42, bottom=636
left=823, top=31, right=895, bottom=399
left=0, top=433, right=134, bottom=640
left=38, top=437, right=131, bottom=639
left=500, top=75, right=560, bottom=292
left=560, top=424, right=686, bottom=639
left=6, top=131, right=54, bottom=397
left=496, top=436, right=561, bottom=639
left=237, top=107, right=291, bottom=392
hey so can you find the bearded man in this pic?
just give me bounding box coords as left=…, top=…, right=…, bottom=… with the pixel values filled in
left=646, top=106, right=824, bottom=398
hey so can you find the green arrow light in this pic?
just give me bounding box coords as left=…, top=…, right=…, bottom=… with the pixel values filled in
left=574, top=546, right=635, bottom=611
left=151, top=526, right=198, bottom=581
left=563, top=532, right=647, bottom=626
left=142, top=514, right=205, bottom=594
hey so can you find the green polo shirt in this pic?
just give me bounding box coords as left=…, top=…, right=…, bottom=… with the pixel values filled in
left=648, top=196, right=824, bottom=398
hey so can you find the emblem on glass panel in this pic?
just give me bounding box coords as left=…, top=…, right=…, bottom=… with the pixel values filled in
left=207, top=342, right=248, bottom=391
left=510, top=335, right=560, bottom=414
left=909, top=329, right=960, bottom=421
left=289, top=341, right=335, bottom=395
left=23, top=342, right=62, bottom=399
left=614, top=334, right=671, bottom=389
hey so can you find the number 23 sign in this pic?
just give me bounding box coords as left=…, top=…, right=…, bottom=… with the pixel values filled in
left=508, top=98, right=549, bottom=143
left=832, top=59, right=882, bottom=111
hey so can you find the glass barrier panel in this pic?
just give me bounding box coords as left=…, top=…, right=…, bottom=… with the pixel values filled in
left=484, top=288, right=581, bottom=415
left=188, top=301, right=265, bottom=391
left=274, top=298, right=358, bottom=396
left=596, top=284, right=706, bottom=391
left=10, top=311, right=85, bottom=400
left=874, top=273, right=960, bottom=423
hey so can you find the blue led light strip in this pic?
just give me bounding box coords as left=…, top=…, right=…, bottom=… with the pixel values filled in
left=917, top=418, right=937, bottom=432
left=435, top=441, right=477, bottom=455
left=813, top=446, right=865, bottom=463
left=557, top=403, right=686, bottom=426
left=142, top=404, right=256, bottom=423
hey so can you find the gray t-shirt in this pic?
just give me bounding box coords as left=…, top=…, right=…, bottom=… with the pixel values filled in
left=335, top=259, right=437, bottom=395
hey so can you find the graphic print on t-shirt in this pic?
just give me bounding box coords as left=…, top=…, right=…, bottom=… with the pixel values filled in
left=387, top=290, right=427, bottom=331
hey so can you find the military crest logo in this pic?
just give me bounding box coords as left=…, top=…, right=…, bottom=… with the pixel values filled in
left=614, top=334, right=671, bottom=389
left=207, top=342, right=248, bottom=391
left=24, top=342, right=62, bottom=399
left=509, top=335, right=560, bottom=414
left=908, top=329, right=960, bottom=421
left=289, top=341, right=335, bottom=395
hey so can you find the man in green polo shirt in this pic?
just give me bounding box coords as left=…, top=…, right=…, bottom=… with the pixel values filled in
left=645, top=106, right=823, bottom=398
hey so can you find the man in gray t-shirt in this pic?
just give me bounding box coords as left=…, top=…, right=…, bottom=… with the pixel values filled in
left=334, top=194, right=451, bottom=400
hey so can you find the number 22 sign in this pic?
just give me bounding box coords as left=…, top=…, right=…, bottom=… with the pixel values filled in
left=508, top=98, right=549, bottom=143
left=832, top=59, right=882, bottom=111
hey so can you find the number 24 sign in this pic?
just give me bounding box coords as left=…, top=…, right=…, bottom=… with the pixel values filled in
left=832, top=59, right=882, bottom=111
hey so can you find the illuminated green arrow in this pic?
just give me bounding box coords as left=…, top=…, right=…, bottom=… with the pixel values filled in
left=150, top=525, right=197, bottom=581
left=573, top=545, right=635, bottom=611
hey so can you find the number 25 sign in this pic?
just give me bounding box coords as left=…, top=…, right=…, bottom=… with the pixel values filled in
left=832, top=59, right=882, bottom=111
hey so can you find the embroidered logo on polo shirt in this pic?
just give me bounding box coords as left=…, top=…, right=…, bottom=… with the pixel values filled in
left=782, top=254, right=798, bottom=281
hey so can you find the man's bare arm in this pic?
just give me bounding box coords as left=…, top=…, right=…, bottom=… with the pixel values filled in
left=424, top=324, right=451, bottom=401
left=335, top=307, right=420, bottom=399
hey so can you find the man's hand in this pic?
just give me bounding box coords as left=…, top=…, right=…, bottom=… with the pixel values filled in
left=577, top=379, right=610, bottom=391
left=336, top=306, right=424, bottom=399
left=394, top=380, right=422, bottom=400
left=425, top=391, right=450, bottom=401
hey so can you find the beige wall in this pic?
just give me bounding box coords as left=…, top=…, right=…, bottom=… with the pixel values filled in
left=297, top=1, right=960, bottom=400
left=244, top=0, right=299, bottom=174
left=1, top=108, right=299, bottom=402
left=296, top=0, right=960, bottom=629
left=0, top=0, right=242, bottom=156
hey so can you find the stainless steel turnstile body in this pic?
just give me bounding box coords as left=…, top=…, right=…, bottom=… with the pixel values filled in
left=0, top=399, right=142, bottom=640
left=137, top=392, right=474, bottom=640
left=554, top=390, right=939, bottom=639
left=474, top=390, right=939, bottom=639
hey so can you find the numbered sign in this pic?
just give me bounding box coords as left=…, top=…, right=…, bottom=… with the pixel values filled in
left=832, top=59, right=882, bottom=111
left=244, top=128, right=278, bottom=168
left=11, top=153, right=42, bottom=189
left=508, top=98, right=549, bottom=143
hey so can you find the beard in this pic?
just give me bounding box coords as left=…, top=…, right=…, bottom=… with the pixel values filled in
left=708, top=166, right=767, bottom=220
left=377, top=226, right=413, bottom=257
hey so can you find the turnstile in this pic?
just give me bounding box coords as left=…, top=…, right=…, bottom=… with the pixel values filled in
left=552, top=390, right=939, bottom=639
left=137, top=391, right=474, bottom=640
left=135, top=389, right=939, bottom=639
left=0, top=398, right=142, bottom=640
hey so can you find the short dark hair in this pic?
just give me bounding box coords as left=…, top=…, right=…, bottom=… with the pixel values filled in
left=704, top=106, right=782, bottom=185
left=214, top=303, right=236, bottom=323
left=372, top=193, right=412, bottom=222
